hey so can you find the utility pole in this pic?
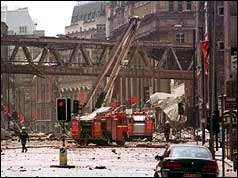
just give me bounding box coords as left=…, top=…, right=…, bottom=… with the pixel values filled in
left=192, top=28, right=197, bottom=143
left=212, top=1, right=219, bottom=152
left=197, top=2, right=206, bottom=146
left=195, top=1, right=204, bottom=144
left=219, top=94, right=225, bottom=177
left=207, top=1, right=215, bottom=158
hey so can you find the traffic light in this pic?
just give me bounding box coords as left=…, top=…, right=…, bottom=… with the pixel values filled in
left=72, top=100, right=79, bottom=114
left=56, top=98, right=71, bottom=122
left=206, top=112, right=220, bottom=133
left=178, top=102, right=184, bottom=115
left=56, top=98, right=67, bottom=121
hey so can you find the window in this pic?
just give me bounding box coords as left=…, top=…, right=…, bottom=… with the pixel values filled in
left=169, top=1, right=174, bottom=12
left=186, top=1, right=192, bottom=10
left=217, top=41, right=224, bottom=50
left=178, top=1, right=183, bottom=12
left=176, top=33, right=185, bottom=43
left=218, top=6, right=224, bottom=16
left=19, top=26, right=27, bottom=33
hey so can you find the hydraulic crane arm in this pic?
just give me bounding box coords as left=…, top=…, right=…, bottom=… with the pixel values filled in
left=102, top=20, right=140, bottom=106
left=85, top=16, right=140, bottom=110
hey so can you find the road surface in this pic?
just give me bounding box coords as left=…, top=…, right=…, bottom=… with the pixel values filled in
left=1, top=140, right=237, bottom=177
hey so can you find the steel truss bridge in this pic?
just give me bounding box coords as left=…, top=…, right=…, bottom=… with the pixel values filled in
left=1, top=35, right=194, bottom=80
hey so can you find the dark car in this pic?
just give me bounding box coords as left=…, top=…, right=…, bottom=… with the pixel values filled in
left=154, top=144, right=219, bottom=178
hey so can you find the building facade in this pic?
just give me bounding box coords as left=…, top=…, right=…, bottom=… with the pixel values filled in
left=196, top=1, right=237, bottom=128
left=1, top=6, right=37, bottom=35
left=224, top=1, right=237, bottom=98
left=1, top=6, right=51, bottom=132
left=1, top=22, right=9, bottom=129
left=65, top=1, right=106, bottom=39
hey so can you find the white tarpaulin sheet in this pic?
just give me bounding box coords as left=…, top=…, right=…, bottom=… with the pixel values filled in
left=150, top=84, right=185, bottom=122
left=80, top=107, right=111, bottom=121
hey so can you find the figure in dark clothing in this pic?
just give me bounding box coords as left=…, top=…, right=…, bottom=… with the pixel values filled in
left=164, top=121, right=171, bottom=142
left=18, top=127, right=29, bottom=152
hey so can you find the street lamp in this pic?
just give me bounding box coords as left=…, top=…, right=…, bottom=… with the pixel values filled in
left=218, top=93, right=226, bottom=177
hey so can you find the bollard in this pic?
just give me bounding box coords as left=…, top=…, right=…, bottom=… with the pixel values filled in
left=59, top=147, right=67, bottom=166
left=50, top=146, right=75, bottom=168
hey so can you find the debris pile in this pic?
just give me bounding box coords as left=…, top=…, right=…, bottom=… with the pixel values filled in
left=28, top=133, right=62, bottom=141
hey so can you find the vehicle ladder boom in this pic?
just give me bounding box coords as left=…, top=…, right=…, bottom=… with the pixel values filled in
left=85, top=16, right=140, bottom=110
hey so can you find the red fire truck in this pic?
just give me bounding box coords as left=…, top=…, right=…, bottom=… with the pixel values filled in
left=71, top=109, right=154, bottom=145
left=71, top=108, right=129, bottom=145
left=127, top=112, right=154, bottom=141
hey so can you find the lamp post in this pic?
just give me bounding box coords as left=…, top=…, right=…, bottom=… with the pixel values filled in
left=219, top=93, right=226, bottom=177
left=192, top=28, right=198, bottom=144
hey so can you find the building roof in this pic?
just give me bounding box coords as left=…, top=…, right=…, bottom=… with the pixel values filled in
left=1, top=7, right=35, bottom=35
left=71, top=1, right=106, bottom=25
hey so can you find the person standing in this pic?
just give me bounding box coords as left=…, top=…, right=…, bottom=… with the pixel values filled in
left=18, top=126, right=29, bottom=152
left=164, top=121, right=171, bottom=142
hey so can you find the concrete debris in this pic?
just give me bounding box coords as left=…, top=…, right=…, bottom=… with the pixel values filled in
left=1, top=128, right=15, bottom=140
left=112, top=149, right=117, bottom=154
left=95, top=166, right=106, bottom=169
left=142, top=138, right=148, bottom=142
left=136, top=144, right=167, bottom=148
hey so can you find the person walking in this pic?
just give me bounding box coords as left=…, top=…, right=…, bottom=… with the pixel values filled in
left=18, top=126, right=29, bottom=152
left=164, top=121, right=171, bottom=142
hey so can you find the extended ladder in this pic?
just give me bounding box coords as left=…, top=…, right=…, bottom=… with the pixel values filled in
left=85, top=16, right=140, bottom=110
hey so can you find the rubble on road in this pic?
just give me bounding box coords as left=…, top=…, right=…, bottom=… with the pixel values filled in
left=1, top=128, right=15, bottom=140
left=95, top=166, right=106, bottom=169
left=28, top=132, right=62, bottom=141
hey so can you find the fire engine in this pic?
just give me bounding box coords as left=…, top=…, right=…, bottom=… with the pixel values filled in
left=127, top=111, right=154, bottom=141
left=71, top=109, right=154, bottom=145
left=71, top=107, right=128, bottom=145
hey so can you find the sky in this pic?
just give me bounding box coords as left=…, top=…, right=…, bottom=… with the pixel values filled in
left=1, top=1, right=91, bottom=36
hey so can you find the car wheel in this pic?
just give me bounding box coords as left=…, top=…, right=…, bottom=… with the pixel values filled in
left=154, top=171, right=159, bottom=178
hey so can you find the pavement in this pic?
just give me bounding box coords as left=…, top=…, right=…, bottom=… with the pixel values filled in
left=1, top=142, right=163, bottom=177
left=1, top=140, right=237, bottom=177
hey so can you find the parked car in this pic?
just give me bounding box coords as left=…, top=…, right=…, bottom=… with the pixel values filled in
left=154, top=144, right=219, bottom=178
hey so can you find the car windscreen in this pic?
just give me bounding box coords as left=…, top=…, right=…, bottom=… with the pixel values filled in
left=171, top=146, right=212, bottom=159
